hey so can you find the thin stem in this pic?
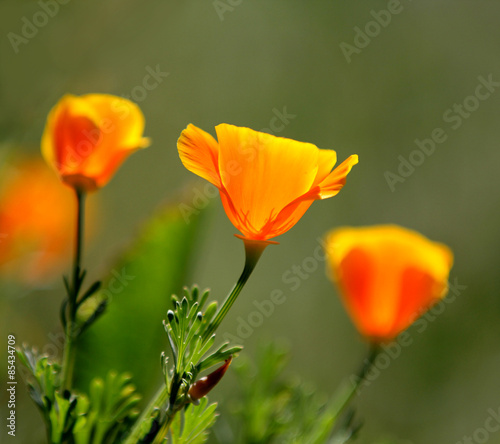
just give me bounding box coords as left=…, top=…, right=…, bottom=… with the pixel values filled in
left=71, top=189, right=85, bottom=315
left=329, top=344, right=380, bottom=421
left=152, top=410, right=176, bottom=444
left=61, top=189, right=85, bottom=392
left=152, top=381, right=191, bottom=444
left=168, top=372, right=180, bottom=408
left=61, top=334, right=76, bottom=392
left=202, top=260, right=254, bottom=341
left=354, top=343, right=379, bottom=383
left=202, top=237, right=268, bottom=341
left=124, top=385, right=170, bottom=444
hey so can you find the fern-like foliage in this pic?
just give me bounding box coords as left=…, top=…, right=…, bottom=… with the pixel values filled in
left=128, top=286, right=241, bottom=443
left=219, top=342, right=362, bottom=444
left=169, top=398, right=218, bottom=444
left=17, top=346, right=141, bottom=444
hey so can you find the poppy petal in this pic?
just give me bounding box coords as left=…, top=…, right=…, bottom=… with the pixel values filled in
left=178, top=124, right=221, bottom=187
left=313, top=149, right=337, bottom=186
left=216, top=124, right=319, bottom=238
left=316, top=154, right=359, bottom=199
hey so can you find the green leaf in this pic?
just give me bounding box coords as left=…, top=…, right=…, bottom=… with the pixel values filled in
left=197, top=343, right=242, bottom=372
left=170, top=398, right=218, bottom=444
left=49, top=391, right=71, bottom=443
left=74, top=203, right=204, bottom=401
left=73, top=371, right=141, bottom=444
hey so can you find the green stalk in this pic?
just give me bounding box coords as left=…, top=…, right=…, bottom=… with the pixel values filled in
left=202, top=237, right=269, bottom=341
left=61, top=188, right=85, bottom=392
left=123, top=385, right=170, bottom=444
left=329, top=344, right=380, bottom=421
left=152, top=369, right=193, bottom=443
left=151, top=410, right=176, bottom=444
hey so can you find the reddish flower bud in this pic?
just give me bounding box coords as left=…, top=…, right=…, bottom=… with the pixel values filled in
left=188, top=358, right=232, bottom=401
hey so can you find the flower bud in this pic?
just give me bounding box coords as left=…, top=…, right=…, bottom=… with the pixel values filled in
left=42, top=93, right=150, bottom=192
left=188, top=358, right=232, bottom=401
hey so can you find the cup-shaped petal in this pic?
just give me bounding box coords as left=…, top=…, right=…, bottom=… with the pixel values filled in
left=42, top=94, right=150, bottom=191
left=325, top=225, right=453, bottom=342
left=178, top=123, right=358, bottom=241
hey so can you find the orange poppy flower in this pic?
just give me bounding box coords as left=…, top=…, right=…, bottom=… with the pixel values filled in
left=41, top=94, right=150, bottom=192
left=324, top=225, right=453, bottom=342
left=178, top=124, right=358, bottom=241
left=0, top=160, right=77, bottom=284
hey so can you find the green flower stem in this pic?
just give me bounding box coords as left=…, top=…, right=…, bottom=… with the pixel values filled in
left=151, top=409, right=176, bottom=444
left=202, top=237, right=270, bottom=342
left=72, top=189, right=85, bottom=315
left=147, top=380, right=186, bottom=444
left=61, top=334, right=75, bottom=393
left=124, top=385, right=170, bottom=444
left=154, top=371, right=195, bottom=442
left=329, top=344, right=380, bottom=421
left=61, top=188, right=86, bottom=392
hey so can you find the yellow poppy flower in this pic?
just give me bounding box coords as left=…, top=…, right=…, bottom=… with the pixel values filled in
left=42, top=93, right=150, bottom=192
left=325, top=225, right=454, bottom=342
left=178, top=123, right=358, bottom=241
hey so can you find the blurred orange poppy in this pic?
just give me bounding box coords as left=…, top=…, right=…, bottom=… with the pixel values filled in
left=0, top=160, right=77, bottom=284
left=324, top=225, right=453, bottom=342
left=42, top=93, right=150, bottom=192
left=178, top=123, right=358, bottom=241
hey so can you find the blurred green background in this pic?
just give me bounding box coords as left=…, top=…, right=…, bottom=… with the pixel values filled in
left=1, top=1, right=500, bottom=443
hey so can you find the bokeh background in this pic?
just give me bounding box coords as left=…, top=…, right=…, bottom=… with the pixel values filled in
left=1, top=1, right=500, bottom=443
